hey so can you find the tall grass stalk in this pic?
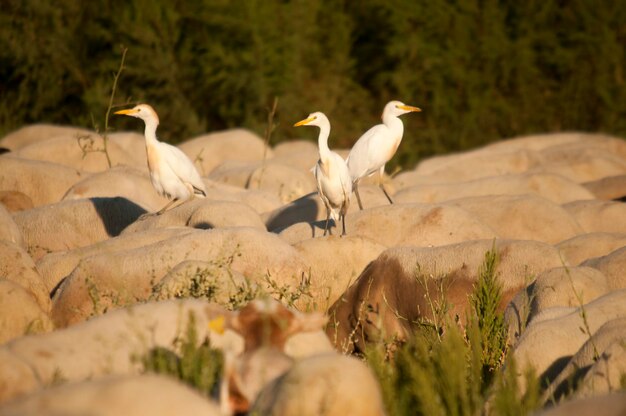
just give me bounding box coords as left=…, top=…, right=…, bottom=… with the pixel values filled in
left=101, top=46, right=128, bottom=168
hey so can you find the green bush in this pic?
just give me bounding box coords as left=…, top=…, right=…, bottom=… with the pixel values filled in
left=1, top=0, right=624, bottom=168
left=140, top=312, right=223, bottom=397
left=365, top=247, right=541, bottom=415
left=471, top=246, right=508, bottom=384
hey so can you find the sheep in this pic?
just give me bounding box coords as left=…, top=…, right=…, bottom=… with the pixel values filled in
left=211, top=298, right=329, bottom=415
left=251, top=352, right=387, bottom=416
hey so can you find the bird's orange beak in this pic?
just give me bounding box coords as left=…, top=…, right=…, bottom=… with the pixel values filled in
left=398, top=105, right=422, bottom=112
left=114, top=108, right=138, bottom=116
left=294, top=116, right=316, bottom=127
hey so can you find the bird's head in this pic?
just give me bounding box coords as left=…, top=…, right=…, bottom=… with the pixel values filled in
left=293, top=112, right=328, bottom=128
left=114, top=104, right=159, bottom=125
left=383, top=100, right=421, bottom=119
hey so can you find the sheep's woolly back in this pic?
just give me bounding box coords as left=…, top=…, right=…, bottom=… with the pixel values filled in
left=251, top=353, right=386, bottom=416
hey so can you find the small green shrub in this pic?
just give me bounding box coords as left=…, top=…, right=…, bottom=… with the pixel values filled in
left=470, top=246, right=508, bottom=384
left=414, top=266, right=451, bottom=342
left=262, top=271, right=313, bottom=310
left=365, top=248, right=541, bottom=415
left=151, top=266, right=224, bottom=302
left=491, top=358, right=541, bottom=416
left=140, top=312, right=223, bottom=397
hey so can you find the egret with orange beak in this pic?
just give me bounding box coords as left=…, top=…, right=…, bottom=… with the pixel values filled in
left=115, top=104, right=206, bottom=214
left=294, top=112, right=352, bottom=236
left=346, top=100, right=421, bottom=209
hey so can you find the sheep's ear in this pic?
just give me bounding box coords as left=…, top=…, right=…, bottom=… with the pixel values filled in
left=287, top=311, right=328, bottom=335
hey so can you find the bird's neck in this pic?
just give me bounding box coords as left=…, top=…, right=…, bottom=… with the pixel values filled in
left=382, top=114, right=404, bottom=137
left=317, top=123, right=331, bottom=159
left=143, top=120, right=160, bottom=145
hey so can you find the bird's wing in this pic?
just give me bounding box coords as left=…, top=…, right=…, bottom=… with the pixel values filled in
left=332, top=152, right=353, bottom=195
left=159, top=142, right=206, bottom=194
left=337, top=155, right=352, bottom=215
left=346, top=124, right=386, bottom=181
left=316, top=153, right=352, bottom=213
left=313, top=162, right=334, bottom=215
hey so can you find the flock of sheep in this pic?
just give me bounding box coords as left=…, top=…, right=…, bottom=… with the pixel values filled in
left=1, top=100, right=626, bottom=415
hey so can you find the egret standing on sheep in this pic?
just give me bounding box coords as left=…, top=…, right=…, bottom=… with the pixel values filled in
left=294, top=112, right=352, bottom=236
left=346, top=100, right=421, bottom=210
left=115, top=104, right=206, bottom=214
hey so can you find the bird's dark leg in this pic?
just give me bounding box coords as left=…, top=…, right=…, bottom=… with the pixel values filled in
left=323, top=207, right=331, bottom=236
left=380, top=183, right=394, bottom=205
left=354, top=183, right=364, bottom=210
left=378, top=168, right=394, bottom=205
left=156, top=198, right=178, bottom=215
left=341, top=213, right=347, bottom=236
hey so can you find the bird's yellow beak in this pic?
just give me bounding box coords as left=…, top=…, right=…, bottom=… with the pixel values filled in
left=397, top=105, right=422, bottom=112
left=114, top=108, right=138, bottom=116
left=294, top=116, right=316, bottom=127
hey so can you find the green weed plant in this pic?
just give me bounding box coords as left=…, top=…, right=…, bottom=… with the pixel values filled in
left=365, top=247, right=542, bottom=415
left=140, top=312, right=223, bottom=398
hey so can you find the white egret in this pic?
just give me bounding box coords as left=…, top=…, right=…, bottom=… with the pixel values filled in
left=346, top=100, right=421, bottom=209
left=114, top=104, right=206, bottom=214
left=294, top=112, right=352, bottom=236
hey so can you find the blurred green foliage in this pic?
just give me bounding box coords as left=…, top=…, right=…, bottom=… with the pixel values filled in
left=1, top=0, right=625, bottom=168
left=140, top=312, right=223, bottom=398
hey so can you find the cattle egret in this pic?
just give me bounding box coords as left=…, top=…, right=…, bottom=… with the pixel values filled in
left=294, top=112, right=352, bottom=236
left=346, top=100, right=421, bottom=209
left=115, top=104, right=206, bottom=214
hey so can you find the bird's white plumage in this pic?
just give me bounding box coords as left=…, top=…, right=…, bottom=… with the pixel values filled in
left=346, top=123, right=398, bottom=181
left=345, top=100, right=421, bottom=209
left=346, top=100, right=420, bottom=183
left=155, top=141, right=206, bottom=198
left=115, top=104, right=206, bottom=211
left=313, top=151, right=352, bottom=222
left=294, top=112, right=351, bottom=235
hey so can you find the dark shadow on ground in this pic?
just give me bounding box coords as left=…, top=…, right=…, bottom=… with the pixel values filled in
left=90, top=197, right=147, bottom=236
left=265, top=192, right=320, bottom=232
